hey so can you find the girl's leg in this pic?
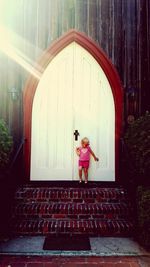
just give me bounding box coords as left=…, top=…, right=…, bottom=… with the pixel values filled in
left=79, top=168, right=82, bottom=182
left=84, top=168, right=88, bottom=183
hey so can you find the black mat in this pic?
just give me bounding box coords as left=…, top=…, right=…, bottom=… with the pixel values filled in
left=43, top=236, right=91, bottom=251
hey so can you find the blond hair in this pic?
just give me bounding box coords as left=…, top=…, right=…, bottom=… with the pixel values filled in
left=81, top=137, right=90, bottom=145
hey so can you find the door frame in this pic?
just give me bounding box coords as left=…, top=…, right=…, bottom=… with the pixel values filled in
left=23, top=30, right=123, bottom=181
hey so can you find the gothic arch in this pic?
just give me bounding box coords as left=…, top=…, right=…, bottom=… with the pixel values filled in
left=24, top=30, right=123, bottom=180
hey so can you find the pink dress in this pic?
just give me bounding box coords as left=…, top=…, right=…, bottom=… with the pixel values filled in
left=78, top=146, right=92, bottom=169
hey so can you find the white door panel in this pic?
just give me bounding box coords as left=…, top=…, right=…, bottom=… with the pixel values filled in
left=31, top=45, right=73, bottom=180
left=73, top=44, right=115, bottom=181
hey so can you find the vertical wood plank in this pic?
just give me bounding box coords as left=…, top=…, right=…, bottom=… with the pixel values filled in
left=75, top=0, right=88, bottom=33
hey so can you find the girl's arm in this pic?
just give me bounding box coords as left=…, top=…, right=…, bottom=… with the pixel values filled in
left=90, top=148, right=99, bottom=161
left=76, top=147, right=80, bottom=156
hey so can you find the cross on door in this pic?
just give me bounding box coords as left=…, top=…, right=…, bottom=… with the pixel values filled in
left=74, top=130, right=80, bottom=141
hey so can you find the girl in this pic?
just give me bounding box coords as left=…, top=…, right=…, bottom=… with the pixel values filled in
left=76, top=137, right=99, bottom=183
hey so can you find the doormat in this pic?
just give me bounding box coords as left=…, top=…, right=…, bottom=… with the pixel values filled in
left=43, top=236, right=91, bottom=251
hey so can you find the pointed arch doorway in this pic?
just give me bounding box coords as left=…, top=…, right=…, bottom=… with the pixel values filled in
left=24, top=30, right=123, bottom=181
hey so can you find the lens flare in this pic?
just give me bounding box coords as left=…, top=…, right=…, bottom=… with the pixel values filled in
left=0, top=25, right=42, bottom=80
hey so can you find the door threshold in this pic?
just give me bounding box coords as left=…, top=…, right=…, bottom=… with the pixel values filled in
left=21, top=181, right=121, bottom=188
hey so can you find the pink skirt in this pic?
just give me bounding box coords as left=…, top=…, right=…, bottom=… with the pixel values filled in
left=78, top=160, right=89, bottom=169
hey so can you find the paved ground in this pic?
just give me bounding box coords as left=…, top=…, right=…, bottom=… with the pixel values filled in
left=0, top=237, right=149, bottom=266
left=0, top=255, right=150, bottom=267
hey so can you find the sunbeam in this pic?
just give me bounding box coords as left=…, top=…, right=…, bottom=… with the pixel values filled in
left=0, top=25, right=42, bottom=80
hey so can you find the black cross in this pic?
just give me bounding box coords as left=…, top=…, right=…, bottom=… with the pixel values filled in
left=74, top=130, right=80, bottom=141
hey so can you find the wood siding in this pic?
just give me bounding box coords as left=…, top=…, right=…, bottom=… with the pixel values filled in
left=0, top=0, right=149, bottom=152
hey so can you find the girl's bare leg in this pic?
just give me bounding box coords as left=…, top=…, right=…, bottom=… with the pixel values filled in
left=79, top=168, right=82, bottom=182
left=84, top=168, right=88, bottom=183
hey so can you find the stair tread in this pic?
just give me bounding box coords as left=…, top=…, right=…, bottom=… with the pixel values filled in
left=12, top=202, right=133, bottom=214
left=16, top=187, right=126, bottom=193
left=11, top=218, right=134, bottom=236
left=11, top=218, right=134, bottom=222
left=15, top=187, right=128, bottom=201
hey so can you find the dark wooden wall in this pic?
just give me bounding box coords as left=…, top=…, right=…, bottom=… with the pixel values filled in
left=0, top=0, right=149, bottom=155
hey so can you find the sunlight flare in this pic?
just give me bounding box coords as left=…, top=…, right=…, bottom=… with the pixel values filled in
left=0, top=25, right=42, bottom=79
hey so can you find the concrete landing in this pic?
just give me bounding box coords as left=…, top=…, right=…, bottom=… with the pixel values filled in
left=0, top=236, right=149, bottom=256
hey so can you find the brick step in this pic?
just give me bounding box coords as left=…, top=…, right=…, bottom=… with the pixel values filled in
left=12, top=202, right=133, bottom=220
left=10, top=185, right=134, bottom=237
left=10, top=218, right=134, bottom=237
left=15, top=187, right=128, bottom=203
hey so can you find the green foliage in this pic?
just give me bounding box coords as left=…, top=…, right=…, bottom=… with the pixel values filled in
left=136, top=186, right=150, bottom=250
left=0, top=119, right=13, bottom=170
left=124, top=112, right=150, bottom=185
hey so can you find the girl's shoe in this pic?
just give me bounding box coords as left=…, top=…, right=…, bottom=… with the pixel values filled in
left=79, top=180, right=82, bottom=183
left=85, top=180, right=88, bottom=184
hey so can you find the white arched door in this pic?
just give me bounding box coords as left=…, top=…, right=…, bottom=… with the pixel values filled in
left=31, top=42, right=115, bottom=181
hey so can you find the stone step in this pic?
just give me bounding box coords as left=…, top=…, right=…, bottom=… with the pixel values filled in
left=12, top=202, right=132, bottom=220
left=15, top=187, right=128, bottom=203
left=10, top=218, right=134, bottom=236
